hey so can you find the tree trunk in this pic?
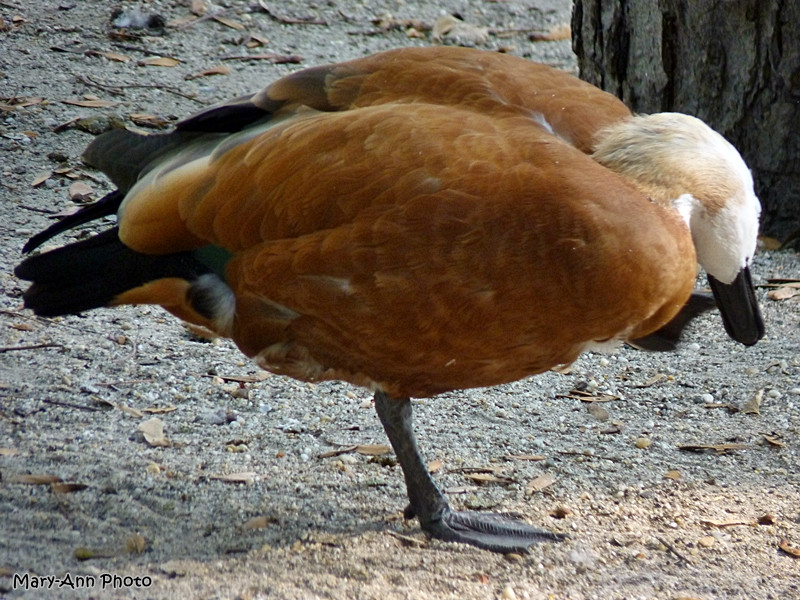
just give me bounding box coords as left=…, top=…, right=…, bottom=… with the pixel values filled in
left=572, top=0, right=800, bottom=241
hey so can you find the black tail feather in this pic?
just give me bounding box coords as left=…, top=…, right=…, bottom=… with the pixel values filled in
left=15, top=228, right=210, bottom=317
left=22, top=190, right=124, bottom=254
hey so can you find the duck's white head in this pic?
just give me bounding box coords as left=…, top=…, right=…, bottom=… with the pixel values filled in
left=592, top=112, right=764, bottom=345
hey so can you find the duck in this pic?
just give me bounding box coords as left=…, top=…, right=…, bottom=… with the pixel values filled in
left=15, top=46, right=764, bottom=553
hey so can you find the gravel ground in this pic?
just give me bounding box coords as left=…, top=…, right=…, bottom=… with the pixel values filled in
left=1, top=1, right=799, bottom=599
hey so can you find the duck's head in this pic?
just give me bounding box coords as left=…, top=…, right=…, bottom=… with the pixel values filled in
left=593, top=112, right=764, bottom=346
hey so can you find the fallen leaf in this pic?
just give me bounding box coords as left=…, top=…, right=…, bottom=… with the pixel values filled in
left=242, top=516, right=276, bottom=530
left=356, top=444, right=391, bottom=456
left=742, top=389, right=763, bottom=415
left=138, top=56, right=180, bottom=67
left=778, top=539, right=800, bottom=558
left=432, top=15, right=489, bottom=44
left=210, top=472, right=256, bottom=484
left=506, top=454, right=546, bottom=461
left=0, top=447, right=19, bottom=456
left=68, top=181, right=94, bottom=202
left=62, top=98, right=120, bottom=108
left=126, top=534, right=147, bottom=554
left=143, top=405, right=178, bottom=414
left=467, top=472, right=514, bottom=485
left=138, top=417, right=170, bottom=447
left=185, top=65, right=231, bottom=80
left=114, top=402, right=144, bottom=418
left=763, top=434, right=785, bottom=447
left=88, top=49, right=131, bottom=62
left=318, top=445, right=358, bottom=459
left=31, top=171, right=52, bottom=187
left=767, top=286, right=799, bottom=300
left=526, top=473, right=557, bottom=494
left=10, top=473, right=62, bottom=484
left=529, top=23, right=571, bottom=42
left=51, top=482, right=88, bottom=493
left=664, top=469, right=682, bottom=480
left=213, top=15, right=245, bottom=30
left=427, top=459, right=443, bottom=473
left=10, top=322, right=33, bottom=331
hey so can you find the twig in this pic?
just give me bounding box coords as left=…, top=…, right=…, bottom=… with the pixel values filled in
left=220, top=53, right=303, bottom=64
left=76, top=74, right=206, bottom=104
left=42, top=398, right=101, bottom=412
left=557, top=450, right=620, bottom=462
left=657, top=536, right=690, bottom=564
left=0, top=343, right=65, bottom=353
left=385, top=530, right=426, bottom=547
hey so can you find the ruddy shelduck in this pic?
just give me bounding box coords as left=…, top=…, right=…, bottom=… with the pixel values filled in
left=16, top=47, right=764, bottom=553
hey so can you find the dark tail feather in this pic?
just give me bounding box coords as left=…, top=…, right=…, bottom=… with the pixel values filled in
left=22, top=190, right=124, bottom=254
left=82, top=128, right=204, bottom=192
left=15, top=228, right=210, bottom=317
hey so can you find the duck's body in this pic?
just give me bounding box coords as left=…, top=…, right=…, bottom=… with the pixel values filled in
left=15, top=46, right=763, bottom=552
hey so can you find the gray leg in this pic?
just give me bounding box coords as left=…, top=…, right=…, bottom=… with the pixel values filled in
left=374, top=390, right=565, bottom=553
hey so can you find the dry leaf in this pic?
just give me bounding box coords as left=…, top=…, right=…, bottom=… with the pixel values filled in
left=62, top=98, right=120, bottom=108
left=10, top=473, right=62, bottom=484
left=427, top=459, right=443, bottom=473
left=143, top=405, right=178, bottom=414
left=114, top=402, right=144, bottom=418
left=185, top=65, right=231, bottom=80
left=31, top=171, right=52, bottom=187
left=530, top=23, right=571, bottom=42
left=88, top=50, right=131, bottom=62
left=432, top=15, right=489, bottom=44
left=664, top=469, right=682, bottom=480
left=356, top=444, right=391, bottom=456
left=779, top=539, right=800, bottom=558
left=138, top=56, right=181, bottom=67
left=767, top=286, right=799, bottom=301
left=318, top=445, right=358, bottom=459
left=68, top=181, right=94, bottom=202
left=210, top=472, right=256, bottom=484
left=763, top=434, right=785, bottom=447
left=743, top=389, right=763, bottom=415
left=139, top=417, right=170, bottom=447
left=526, top=473, right=556, bottom=494
left=51, top=482, right=88, bottom=493
left=467, top=473, right=514, bottom=485
left=213, top=15, right=245, bottom=30
left=506, top=454, right=545, bottom=461
left=126, top=534, right=147, bottom=554
left=0, top=447, right=19, bottom=456
left=242, top=516, right=276, bottom=530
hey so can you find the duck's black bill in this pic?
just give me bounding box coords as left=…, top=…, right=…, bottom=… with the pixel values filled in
left=707, top=267, right=764, bottom=346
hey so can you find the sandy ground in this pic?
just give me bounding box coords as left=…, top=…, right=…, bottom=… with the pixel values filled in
left=1, top=1, right=799, bottom=599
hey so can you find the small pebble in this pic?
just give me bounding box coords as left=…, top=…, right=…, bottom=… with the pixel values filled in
left=635, top=437, right=651, bottom=449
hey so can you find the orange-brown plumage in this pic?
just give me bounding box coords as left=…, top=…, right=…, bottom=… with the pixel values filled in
left=16, top=46, right=763, bottom=552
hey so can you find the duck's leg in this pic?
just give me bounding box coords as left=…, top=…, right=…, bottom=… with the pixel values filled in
left=374, top=390, right=565, bottom=553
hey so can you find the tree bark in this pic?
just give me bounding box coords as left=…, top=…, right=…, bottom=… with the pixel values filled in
left=572, top=0, right=800, bottom=240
